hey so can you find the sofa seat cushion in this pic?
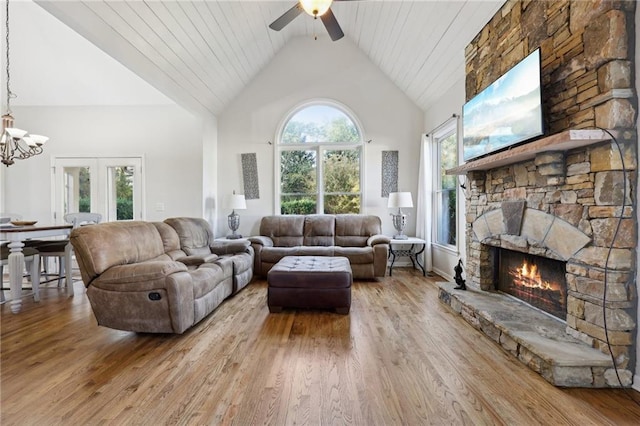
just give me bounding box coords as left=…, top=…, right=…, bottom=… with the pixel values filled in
left=189, top=264, right=226, bottom=299
left=261, top=246, right=334, bottom=263
left=219, top=252, right=253, bottom=272
left=334, top=246, right=374, bottom=264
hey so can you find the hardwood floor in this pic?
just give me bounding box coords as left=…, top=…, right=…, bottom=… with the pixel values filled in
left=2, top=270, right=640, bottom=425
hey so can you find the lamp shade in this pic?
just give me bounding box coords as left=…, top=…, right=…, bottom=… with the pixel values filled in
left=29, top=134, right=49, bottom=146
left=388, top=192, right=413, bottom=209
left=226, top=193, right=247, bottom=210
left=5, top=127, right=27, bottom=139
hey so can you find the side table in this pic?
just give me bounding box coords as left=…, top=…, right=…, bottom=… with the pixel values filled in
left=388, top=237, right=426, bottom=276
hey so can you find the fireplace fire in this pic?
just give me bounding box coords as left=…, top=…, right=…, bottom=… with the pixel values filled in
left=497, top=249, right=567, bottom=320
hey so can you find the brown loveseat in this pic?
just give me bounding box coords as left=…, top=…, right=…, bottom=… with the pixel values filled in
left=249, top=214, right=389, bottom=279
left=70, top=218, right=253, bottom=334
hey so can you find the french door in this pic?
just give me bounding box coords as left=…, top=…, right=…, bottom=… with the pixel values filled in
left=52, top=157, right=144, bottom=223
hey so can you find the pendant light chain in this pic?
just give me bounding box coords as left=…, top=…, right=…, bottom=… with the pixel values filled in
left=5, top=0, right=11, bottom=113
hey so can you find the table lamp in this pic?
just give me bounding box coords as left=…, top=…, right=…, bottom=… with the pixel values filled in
left=225, top=191, right=247, bottom=239
left=388, top=191, right=413, bottom=240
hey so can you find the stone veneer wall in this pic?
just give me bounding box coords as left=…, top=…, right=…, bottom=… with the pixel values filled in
left=463, top=0, right=637, bottom=385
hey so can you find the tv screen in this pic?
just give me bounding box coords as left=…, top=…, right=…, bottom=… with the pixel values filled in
left=462, top=48, right=544, bottom=161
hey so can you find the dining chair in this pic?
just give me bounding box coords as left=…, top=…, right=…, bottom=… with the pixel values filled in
left=29, top=212, right=102, bottom=287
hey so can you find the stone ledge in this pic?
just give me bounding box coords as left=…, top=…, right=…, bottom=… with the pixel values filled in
left=436, top=282, right=625, bottom=387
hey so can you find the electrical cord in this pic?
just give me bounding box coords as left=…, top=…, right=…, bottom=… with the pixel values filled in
left=597, top=127, right=640, bottom=405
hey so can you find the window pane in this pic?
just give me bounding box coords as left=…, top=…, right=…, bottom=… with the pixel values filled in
left=63, top=166, right=91, bottom=214
left=280, top=195, right=317, bottom=215
left=437, top=190, right=457, bottom=245
left=323, top=149, right=360, bottom=193
left=282, top=105, right=360, bottom=143
left=109, top=166, right=134, bottom=220
left=280, top=150, right=317, bottom=195
left=324, top=194, right=360, bottom=214
left=323, top=149, right=360, bottom=214
left=440, top=133, right=457, bottom=191
left=435, top=127, right=457, bottom=247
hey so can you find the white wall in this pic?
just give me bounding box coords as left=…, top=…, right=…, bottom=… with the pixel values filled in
left=202, top=116, right=219, bottom=232
left=217, top=36, right=424, bottom=238
left=424, top=78, right=466, bottom=280
left=3, top=105, right=204, bottom=223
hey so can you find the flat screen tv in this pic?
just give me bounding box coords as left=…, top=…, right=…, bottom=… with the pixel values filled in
left=463, top=48, right=544, bottom=162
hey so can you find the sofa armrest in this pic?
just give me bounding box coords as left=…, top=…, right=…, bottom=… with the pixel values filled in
left=367, top=234, right=391, bottom=246
left=210, top=240, right=251, bottom=255
left=178, top=253, right=219, bottom=266
left=248, top=236, right=273, bottom=247
left=248, top=236, right=273, bottom=276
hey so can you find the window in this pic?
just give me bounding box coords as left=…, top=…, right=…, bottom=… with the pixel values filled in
left=278, top=102, right=363, bottom=214
left=433, top=121, right=457, bottom=247
left=53, top=157, right=143, bottom=222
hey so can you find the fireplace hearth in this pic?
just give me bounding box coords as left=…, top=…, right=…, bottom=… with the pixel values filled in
left=497, top=249, right=567, bottom=320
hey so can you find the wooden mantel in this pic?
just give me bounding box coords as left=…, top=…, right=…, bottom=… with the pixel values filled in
left=446, top=129, right=612, bottom=175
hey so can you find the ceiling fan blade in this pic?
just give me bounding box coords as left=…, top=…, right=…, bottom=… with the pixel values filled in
left=269, top=3, right=304, bottom=31
left=320, top=8, right=345, bottom=41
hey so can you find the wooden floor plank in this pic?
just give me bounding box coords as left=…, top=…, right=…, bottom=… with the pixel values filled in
left=2, top=270, right=640, bottom=425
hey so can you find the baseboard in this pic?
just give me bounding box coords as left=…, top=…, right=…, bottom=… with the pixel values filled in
left=633, top=374, right=640, bottom=392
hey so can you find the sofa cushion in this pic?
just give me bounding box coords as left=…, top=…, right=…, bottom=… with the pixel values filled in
left=335, top=214, right=382, bottom=247
left=303, top=215, right=335, bottom=246
left=71, top=221, right=166, bottom=284
left=260, top=215, right=304, bottom=247
left=189, top=264, right=226, bottom=299
left=261, top=246, right=334, bottom=263
left=164, top=217, right=215, bottom=256
left=334, top=246, right=374, bottom=264
left=152, top=222, right=185, bottom=260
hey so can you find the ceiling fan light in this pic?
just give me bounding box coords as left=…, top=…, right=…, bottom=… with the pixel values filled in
left=300, top=0, right=332, bottom=17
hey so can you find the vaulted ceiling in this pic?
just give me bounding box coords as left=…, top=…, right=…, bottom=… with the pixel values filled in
left=36, top=0, right=503, bottom=117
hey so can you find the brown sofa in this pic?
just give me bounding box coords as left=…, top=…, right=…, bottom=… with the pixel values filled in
left=70, top=218, right=253, bottom=334
left=248, top=214, right=389, bottom=279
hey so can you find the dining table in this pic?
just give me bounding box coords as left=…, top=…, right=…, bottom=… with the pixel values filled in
left=1, top=223, right=74, bottom=313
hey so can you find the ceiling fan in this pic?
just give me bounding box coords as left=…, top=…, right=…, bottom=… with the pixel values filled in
left=269, top=0, right=356, bottom=42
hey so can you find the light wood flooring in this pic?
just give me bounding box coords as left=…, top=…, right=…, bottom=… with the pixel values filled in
left=2, top=269, right=640, bottom=425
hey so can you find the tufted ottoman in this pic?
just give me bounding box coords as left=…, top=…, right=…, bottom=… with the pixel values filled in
left=267, top=256, right=352, bottom=314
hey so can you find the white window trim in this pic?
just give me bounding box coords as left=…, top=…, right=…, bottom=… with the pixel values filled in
left=274, top=99, right=366, bottom=215
left=431, top=117, right=459, bottom=251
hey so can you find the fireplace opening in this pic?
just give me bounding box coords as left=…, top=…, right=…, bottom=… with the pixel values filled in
left=496, top=249, right=567, bottom=320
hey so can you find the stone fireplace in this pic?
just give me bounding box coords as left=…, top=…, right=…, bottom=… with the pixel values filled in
left=438, top=0, right=637, bottom=388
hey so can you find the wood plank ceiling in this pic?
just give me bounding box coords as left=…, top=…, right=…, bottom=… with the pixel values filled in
left=36, top=0, right=504, bottom=117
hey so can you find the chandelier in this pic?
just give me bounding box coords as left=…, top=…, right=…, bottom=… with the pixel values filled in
left=0, top=0, right=48, bottom=166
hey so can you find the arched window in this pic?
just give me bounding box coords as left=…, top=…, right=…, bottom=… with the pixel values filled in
left=277, top=101, right=363, bottom=214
